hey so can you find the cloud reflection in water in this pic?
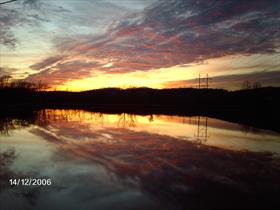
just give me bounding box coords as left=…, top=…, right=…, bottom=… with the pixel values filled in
left=1, top=109, right=280, bottom=209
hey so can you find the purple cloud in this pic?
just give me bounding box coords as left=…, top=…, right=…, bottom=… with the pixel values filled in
left=29, top=55, right=65, bottom=70
left=27, top=59, right=101, bottom=84
left=163, top=70, right=280, bottom=90
left=0, top=66, right=18, bottom=76
left=25, top=0, right=280, bottom=84
left=0, top=0, right=67, bottom=49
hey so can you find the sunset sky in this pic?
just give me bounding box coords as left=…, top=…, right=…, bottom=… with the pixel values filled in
left=0, top=0, right=279, bottom=91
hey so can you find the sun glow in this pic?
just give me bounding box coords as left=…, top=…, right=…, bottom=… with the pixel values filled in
left=52, top=55, right=265, bottom=91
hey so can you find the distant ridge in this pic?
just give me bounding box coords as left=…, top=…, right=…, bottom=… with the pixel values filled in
left=0, top=87, right=279, bottom=132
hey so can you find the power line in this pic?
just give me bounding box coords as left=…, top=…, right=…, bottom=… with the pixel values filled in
left=0, top=0, right=18, bottom=5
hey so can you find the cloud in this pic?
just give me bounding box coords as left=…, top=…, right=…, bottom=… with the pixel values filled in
left=22, top=0, right=41, bottom=8
left=0, top=1, right=42, bottom=49
left=29, top=55, right=65, bottom=70
left=0, top=0, right=68, bottom=49
left=0, top=66, right=18, bottom=76
left=25, top=0, right=280, bottom=84
left=27, top=59, right=101, bottom=84
left=0, top=7, right=26, bottom=49
left=51, top=0, right=280, bottom=72
left=163, top=70, right=280, bottom=90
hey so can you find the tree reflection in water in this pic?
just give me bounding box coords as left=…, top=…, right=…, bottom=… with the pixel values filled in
left=0, top=109, right=280, bottom=209
left=0, top=109, right=211, bottom=143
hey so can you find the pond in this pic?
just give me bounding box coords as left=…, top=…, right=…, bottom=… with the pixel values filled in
left=0, top=109, right=280, bottom=210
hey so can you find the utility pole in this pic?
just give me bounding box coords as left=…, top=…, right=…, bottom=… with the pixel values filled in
left=198, top=73, right=201, bottom=89
left=197, top=73, right=210, bottom=89
left=196, top=73, right=211, bottom=89
left=206, top=74, right=209, bottom=89
left=194, top=116, right=209, bottom=144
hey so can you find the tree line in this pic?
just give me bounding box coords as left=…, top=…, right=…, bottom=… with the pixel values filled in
left=0, top=75, right=48, bottom=91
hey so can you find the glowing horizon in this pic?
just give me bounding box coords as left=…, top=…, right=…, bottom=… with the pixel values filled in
left=1, top=0, right=279, bottom=91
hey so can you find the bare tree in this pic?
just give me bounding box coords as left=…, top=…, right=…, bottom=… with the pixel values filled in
left=0, top=76, right=48, bottom=91
left=0, top=75, right=12, bottom=88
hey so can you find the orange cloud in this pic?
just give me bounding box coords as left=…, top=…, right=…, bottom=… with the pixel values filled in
left=24, top=0, right=280, bottom=88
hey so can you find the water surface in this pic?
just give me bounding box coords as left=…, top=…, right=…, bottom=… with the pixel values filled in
left=1, top=109, right=280, bottom=210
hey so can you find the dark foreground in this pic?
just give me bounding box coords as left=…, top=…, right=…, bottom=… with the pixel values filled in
left=0, top=87, right=280, bottom=209
left=0, top=87, right=280, bottom=132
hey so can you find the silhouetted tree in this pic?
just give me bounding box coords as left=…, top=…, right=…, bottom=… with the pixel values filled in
left=0, top=76, right=48, bottom=91
left=242, top=80, right=263, bottom=90
left=0, top=75, right=12, bottom=88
